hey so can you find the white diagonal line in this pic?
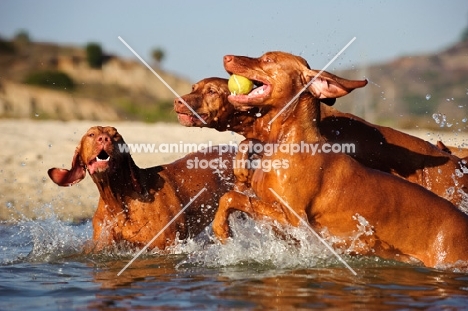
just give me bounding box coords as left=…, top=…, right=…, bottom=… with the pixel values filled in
left=268, top=37, right=357, bottom=125
left=118, top=36, right=207, bottom=124
left=117, top=187, right=207, bottom=276
left=269, top=188, right=357, bottom=275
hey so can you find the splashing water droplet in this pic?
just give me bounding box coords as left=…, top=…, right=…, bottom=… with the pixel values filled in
left=6, top=202, right=13, bottom=208
left=21, top=162, right=26, bottom=167
left=425, top=94, right=431, bottom=100
left=432, top=113, right=448, bottom=127
left=462, top=118, right=467, bottom=123
left=35, top=113, right=39, bottom=117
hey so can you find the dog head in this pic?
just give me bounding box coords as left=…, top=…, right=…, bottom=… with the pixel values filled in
left=174, top=77, right=233, bottom=127
left=223, top=51, right=367, bottom=112
left=48, top=126, right=129, bottom=186
left=174, top=77, right=261, bottom=135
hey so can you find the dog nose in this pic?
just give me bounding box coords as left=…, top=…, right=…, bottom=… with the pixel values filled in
left=96, top=133, right=111, bottom=144
left=223, top=55, right=233, bottom=64
left=174, top=97, right=184, bottom=107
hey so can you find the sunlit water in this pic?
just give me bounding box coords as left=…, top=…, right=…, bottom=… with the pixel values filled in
left=1, top=206, right=468, bottom=310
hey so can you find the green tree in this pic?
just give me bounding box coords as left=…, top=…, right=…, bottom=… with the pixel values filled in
left=461, top=26, right=468, bottom=42
left=24, top=70, right=75, bottom=90
left=461, top=13, right=468, bottom=42
left=86, top=42, right=103, bottom=69
left=151, top=48, right=165, bottom=66
left=13, top=30, right=30, bottom=44
left=0, top=37, right=15, bottom=54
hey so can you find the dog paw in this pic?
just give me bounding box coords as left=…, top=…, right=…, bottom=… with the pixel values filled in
left=212, top=222, right=231, bottom=244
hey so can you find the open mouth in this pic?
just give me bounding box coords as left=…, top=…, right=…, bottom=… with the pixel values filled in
left=176, top=112, right=209, bottom=126
left=97, top=150, right=110, bottom=161
left=226, top=73, right=272, bottom=107
left=87, top=150, right=111, bottom=174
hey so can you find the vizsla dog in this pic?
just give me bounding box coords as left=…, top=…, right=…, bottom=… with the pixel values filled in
left=211, top=51, right=468, bottom=269
left=320, top=107, right=468, bottom=207
left=175, top=77, right=270, bottom=141
left=175, top=78, right=468, bottom=208
left=48, top=126, right=234, bottom=251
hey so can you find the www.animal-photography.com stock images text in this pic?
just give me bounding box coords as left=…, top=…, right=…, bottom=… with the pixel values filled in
left=1, top=1, right=468, bottom=310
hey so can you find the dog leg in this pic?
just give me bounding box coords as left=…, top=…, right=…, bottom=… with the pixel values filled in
left=213, top=190, right=289, bottom=243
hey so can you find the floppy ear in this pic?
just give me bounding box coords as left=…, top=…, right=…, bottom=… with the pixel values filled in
left=303, top=69, right=367, bottom=99
left=122, top=149, right=151, bottom=200
left=48, top=147, right=86, bottom=187
left=436, top=141, right=452, bottom=154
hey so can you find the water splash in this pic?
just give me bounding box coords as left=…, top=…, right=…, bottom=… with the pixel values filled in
left=1, top=203, right=92, bottom=264
left=173, top=212, right=376, bottom=270
left=432, top=113, right=453, bottom=128
left=175, top=215, right=329, bottom=269
left=26, top=216, right=90, bottom=263
left=457, top=188, right=468, bottom=216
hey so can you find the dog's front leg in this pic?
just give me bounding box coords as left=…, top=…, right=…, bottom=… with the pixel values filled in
left=212, top=191, right=289, bottom=243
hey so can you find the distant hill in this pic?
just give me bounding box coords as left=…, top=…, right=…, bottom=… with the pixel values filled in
left=0, top=37, right=192, bottom=122
left=1, top=36, right=467, bottom=129
left=335, top=40, right=468, bottom=131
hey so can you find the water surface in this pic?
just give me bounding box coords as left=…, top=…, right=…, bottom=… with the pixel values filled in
left=1, top=212, right=468, bottom=310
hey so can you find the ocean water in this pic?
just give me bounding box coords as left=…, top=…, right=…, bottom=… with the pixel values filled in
left=1, top=208, right=468, bottom=310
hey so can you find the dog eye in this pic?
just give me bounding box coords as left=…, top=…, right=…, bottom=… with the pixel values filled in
left=88, top=133, right=95, bottom=137
left=207, top=88, right=217, bottom=95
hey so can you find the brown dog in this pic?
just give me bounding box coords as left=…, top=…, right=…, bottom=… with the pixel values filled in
left=48, top=126, right=234, bottom=251
left=211, top=51, right=468, bottom=268
left=175, top=77, right=270, bottom=141
left=175, top=78, right=468, bottom=208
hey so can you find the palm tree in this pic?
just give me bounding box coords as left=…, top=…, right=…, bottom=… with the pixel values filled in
left=151, top=48, right=165, bottom=67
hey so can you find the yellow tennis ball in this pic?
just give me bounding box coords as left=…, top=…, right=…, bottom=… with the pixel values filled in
left=228, top=74, right=253, bottom=95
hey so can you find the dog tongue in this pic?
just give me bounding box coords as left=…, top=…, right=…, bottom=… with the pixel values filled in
left=228, top=84, right=269, bottom=104
left=88, top=158, right=109, bottom=174
left=177, top=113, right=205, bottom=125
left=249, top=84, right=268, bottom=96
left=177, top=113, right=194, bottom=124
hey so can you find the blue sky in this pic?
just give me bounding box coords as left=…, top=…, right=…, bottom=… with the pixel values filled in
left=1, top=1, right=467, bottom=82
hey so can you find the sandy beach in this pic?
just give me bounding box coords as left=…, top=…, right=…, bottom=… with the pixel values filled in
left=1, top=119, right=466, bottom=222
left=0, top=119, right=244, bottom=222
